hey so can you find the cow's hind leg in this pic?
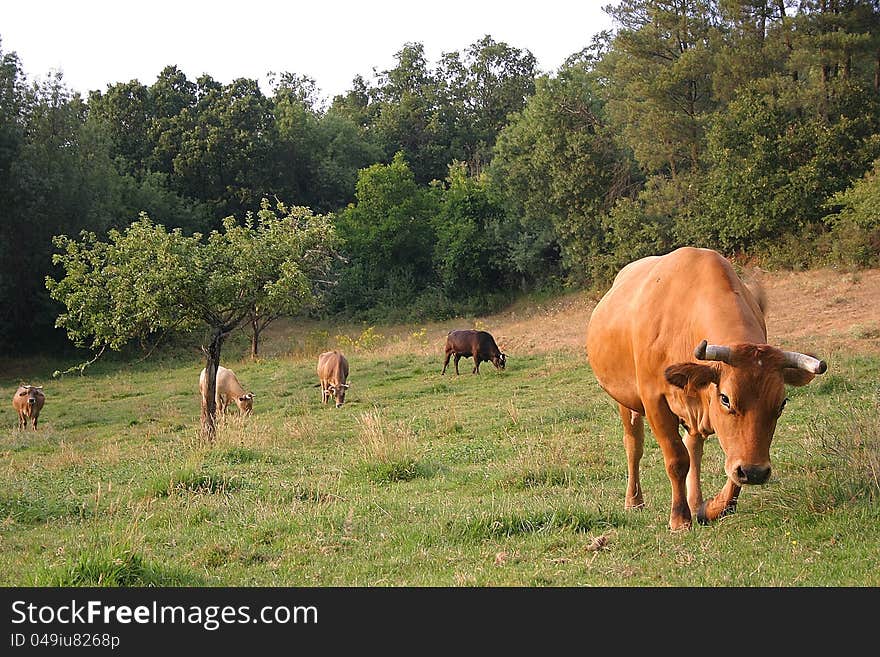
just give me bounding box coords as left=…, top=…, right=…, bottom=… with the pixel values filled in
left=619, top=404, right=645, bottom=509
left=442, top=352, right=451, bottom=375
left=454, top=354, right=461, bottom=375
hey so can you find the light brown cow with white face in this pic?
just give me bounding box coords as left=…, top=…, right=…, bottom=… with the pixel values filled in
left=586, top=247, right=826, bottom=531
left=317, top=350, right=350, bottom=408
left=13, top=385, right=45, bottom=431
left=199, top=366, right=254, bottom=416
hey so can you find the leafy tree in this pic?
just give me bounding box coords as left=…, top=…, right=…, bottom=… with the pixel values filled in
left=601, top=0, right=719, bottom=177
left=271, top=73, right=383, bottom=212
left=0, top=39, right=27, bottom=343
left=823, top=157, right=880, bottom=266
left=332, top=152, right=439, bottom=316
left=309, top=111, right=385, bottom=211
left=146, top=65, right=196, bottom=176
left=457, top=35, right=538, bottom=173
left=433, top=162, right=508, bottom=300
left=243, top=200, right=340, bottom=358
left=1, top=71, right=135, bottom=347
left=372, top=43, right=443, bottom=183
left=696, top=75, right=880, bottom=252
left=46, top=206, right=337, bottom=438
left=490, top=55, right=637, bottom=287
left=172, top=75, right=275, bottom=220
left=87, top=80, right=152, bottom=174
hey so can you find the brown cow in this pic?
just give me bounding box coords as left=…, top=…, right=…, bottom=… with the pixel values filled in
left=13, top=385, right=45, bottom=431
left=199, top=366, right=254, bottom=415
left=586, top=247, right=826, bottom=531
left=441, top=329, right=507, bottom=375
left=317, top=350, right=350, bottom=408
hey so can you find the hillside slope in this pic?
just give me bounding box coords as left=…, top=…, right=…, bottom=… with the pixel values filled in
left=261, top=267, right=880, bottom=365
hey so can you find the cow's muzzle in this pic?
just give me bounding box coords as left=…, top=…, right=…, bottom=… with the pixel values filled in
left=733, top=463, right=771, bottom=485
left=27, top=398, right=36, bottom=405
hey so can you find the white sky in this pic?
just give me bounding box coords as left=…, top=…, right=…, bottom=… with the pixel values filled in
left=1, top=1, right=616, bottom=101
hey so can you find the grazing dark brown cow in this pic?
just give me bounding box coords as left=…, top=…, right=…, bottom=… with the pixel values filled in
left=13, top=385, right=45, bottom=431
left=317, top=350, right=350, bottom=407
left=586, top=247, right=827, bottom=531
left=441, top=329, right=507, bottom=375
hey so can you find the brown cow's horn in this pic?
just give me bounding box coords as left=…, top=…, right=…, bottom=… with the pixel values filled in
left=781, top=351, right=827, bottom=374
left=693, top=340, right=732, bottom=364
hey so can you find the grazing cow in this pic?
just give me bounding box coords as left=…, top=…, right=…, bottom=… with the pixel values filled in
left=199, top=366, right=254, bottom=416
left=317, top=350, right=350, bottom=408
left=13, top=385, right=45, bottom=431
left=441, top=329, right=507, bottom=375
left=585, top=247, right=827, bottom=531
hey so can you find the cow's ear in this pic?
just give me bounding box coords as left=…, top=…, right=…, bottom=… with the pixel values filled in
left=782, top=368, right=816, bottom=387
left=665, top=363, right=719, bottom=390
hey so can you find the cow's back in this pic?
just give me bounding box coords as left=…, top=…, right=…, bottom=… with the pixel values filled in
left=200, top=366, right=243, bottom=399
left=216, top=366, right=245, bottom=397
left=446, top=330, right=499, bottom=356
left=586, top=247, right=767, bottom=411
left=318, top=351, right=348, bottom=382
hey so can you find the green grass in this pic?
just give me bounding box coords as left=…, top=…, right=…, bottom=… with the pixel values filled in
left=1, top=330, right=878, bottom=587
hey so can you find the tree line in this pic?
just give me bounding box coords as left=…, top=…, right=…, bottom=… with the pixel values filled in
left=2, top=0, right=879, bottom=354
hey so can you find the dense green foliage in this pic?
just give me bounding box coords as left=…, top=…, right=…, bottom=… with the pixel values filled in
left=823, top=158, right=880, bottom=266
left=1, top=1, right=880, bottom=352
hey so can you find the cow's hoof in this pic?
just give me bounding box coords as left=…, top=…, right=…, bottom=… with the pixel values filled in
left=696, top=501, right=711, bottom=525
left=669, top=513, right=692, bottom=532
left=625, top=497, right=645, bottom=510
left=697, top=500, right=737, bottom=524
left=669, top=520, right=691, bottom=532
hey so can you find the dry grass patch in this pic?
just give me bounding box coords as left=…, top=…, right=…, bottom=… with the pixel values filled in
left=356, top=409, right=436, bottom=483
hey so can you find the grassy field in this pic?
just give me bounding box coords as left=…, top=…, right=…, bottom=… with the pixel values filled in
left=1, top=306, right=879, bottom=587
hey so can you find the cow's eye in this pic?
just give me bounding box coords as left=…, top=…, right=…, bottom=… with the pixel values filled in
left=719, top=393, right=731, bottom=409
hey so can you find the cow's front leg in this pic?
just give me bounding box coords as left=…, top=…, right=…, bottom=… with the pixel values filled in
left=645, top=402, right=691, bottom=531
left=684, top=432, right=704, bottom=516
left=697, top=479, right=741, bottom=524
left=472, top=356, right=481, bottom=374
